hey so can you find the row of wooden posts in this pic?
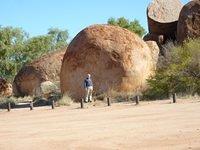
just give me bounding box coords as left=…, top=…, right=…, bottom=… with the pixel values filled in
left=6, top=93, right=177, bottom=112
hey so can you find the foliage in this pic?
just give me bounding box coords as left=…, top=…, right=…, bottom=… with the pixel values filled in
left=144, top=38, right=200, bottom=100
left=14, top=95, right=33, bottom=103
left=107, top=17, right=146, bottom=37
left=0, top=26, right=68, bottom=81
left=0, top=26, right=28, bottom=80
left=0, top=96, right=17, bottom=108
left=48, top=28, right=69, bottom=49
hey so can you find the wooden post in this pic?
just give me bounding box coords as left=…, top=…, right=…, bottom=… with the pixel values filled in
left=51, top=100, right=55, bottom=109
left=7, top=102, right=11, bottom=112
left=107, top=97, right=111, bottom=106
left=135, top=95, right=139, bottom=105
left=81, top=98, right=84, bottom=109
left=173, top=93, right=176, bottom=103
left=30, top=101, right=33, bottom=110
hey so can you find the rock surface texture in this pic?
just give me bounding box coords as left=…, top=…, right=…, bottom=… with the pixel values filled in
left=13, top=49, right=65, bottom=96
left=177, top=0, right=200, bottom=43
left=145, top=41, right=160, bottom=70
left=60, top=25, right=159, bottom=100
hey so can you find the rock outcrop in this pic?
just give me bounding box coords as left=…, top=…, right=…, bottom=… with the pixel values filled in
left=147, top=0, right=183, bottom=39
left=177, top=0, right=200, bottom=43
left=145, top=0, right=183, bottom=46
left=60, top=25, right=159, bottom=100
left=13, top=49, right=65, bottom=97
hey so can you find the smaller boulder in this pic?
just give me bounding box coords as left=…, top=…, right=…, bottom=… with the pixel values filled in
left=13, top=49, right=65, bottom=97
left=143, top=33, right=167, bottom=55
left=34, top=81, right=59, bottom=99
left=143, top=33, right=165, bottom=45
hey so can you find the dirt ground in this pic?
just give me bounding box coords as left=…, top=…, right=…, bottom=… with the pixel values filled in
left=0, top=99, right=200, bottom=150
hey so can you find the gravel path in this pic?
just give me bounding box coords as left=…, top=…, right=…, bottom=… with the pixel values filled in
left=0, top=99, right=200, bottom=150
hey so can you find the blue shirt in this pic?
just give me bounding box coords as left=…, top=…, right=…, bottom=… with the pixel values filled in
left=84, top=78, right=93, bottom=88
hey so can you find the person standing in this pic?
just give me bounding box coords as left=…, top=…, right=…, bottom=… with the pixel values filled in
left=84, top=74, right=93, bottom=103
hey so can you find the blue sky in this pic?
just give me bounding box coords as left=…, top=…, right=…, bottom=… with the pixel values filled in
left=0, top=0, right=189, bottom=39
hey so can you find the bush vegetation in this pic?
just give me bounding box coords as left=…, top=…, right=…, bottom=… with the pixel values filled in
left=0, top=26, right=68, bottom=81
left=0, top=97, right=17, bottom=108
left=143, top=38, right=200, bottom=100
left=107, top=17, right=146, bottom=37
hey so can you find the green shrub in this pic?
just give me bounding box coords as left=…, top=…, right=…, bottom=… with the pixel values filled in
left=144, top=38, right=200, bottom=100
left=0, top=26, right=68, bottom=81
left=0, top=97, right=17, bottom=109
left=107, top=17, right=146, bottom=37
left=15, top=96, right=33, bottom=103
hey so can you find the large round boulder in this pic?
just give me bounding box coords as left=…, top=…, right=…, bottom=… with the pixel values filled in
left=60, top=25, right=159, bottom=100
left=13, top=49, right=65, bottom=97
left=147, top=0, right=183, bottom=40
left=177, top=0, right=200, bottom=43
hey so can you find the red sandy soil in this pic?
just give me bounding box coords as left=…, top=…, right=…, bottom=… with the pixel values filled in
left=0, top=99, right=200, bottom=150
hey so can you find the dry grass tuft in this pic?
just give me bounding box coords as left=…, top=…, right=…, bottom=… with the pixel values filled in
left=57, top=94, right=73, bottom=106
